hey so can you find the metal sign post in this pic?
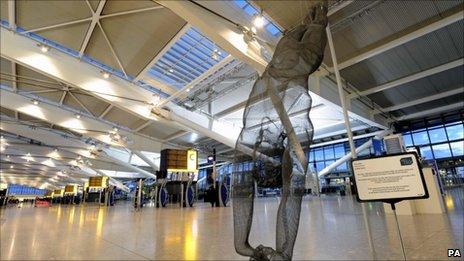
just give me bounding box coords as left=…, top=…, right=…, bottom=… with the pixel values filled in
left=390, top=203, right=407, bottom=260
left=352, top=152, right=429, bottom=261
left=326, top=23, right=376, bottom=259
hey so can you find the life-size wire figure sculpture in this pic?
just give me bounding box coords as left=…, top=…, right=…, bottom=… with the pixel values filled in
left=233, top=2, right=328, bottom=260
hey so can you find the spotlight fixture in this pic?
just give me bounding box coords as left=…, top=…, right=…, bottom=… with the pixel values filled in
left=168, top=68, right=174, bottom=73
left=186, top=88, right=190, bottom=93
left=10, top=165, right=13, bottom=169
left=75, top=113, right=81, bottom=119
left=32, top=99, right=39, bottom=105
left=253, top=13, right=265, bottom=28
left=38, top=44, right=50, bottom=53
left=112, top=126, right=119, bottom=133
left=211, top=48, right=222, bottom=61
left=54, top=148, right=58, bottom=152
left=101, top=71, right=110, bottom=79
left=6, top=155, right=10, bottom=159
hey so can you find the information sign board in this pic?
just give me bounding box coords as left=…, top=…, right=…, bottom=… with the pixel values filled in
left=352, top=152, right=428, bottom=203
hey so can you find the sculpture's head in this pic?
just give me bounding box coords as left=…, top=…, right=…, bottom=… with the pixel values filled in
left=303, top=1, right=328, bottom=27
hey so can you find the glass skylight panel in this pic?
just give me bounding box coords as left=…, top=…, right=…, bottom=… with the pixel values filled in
left=148, top=27, right=228, bottom=90
left=232, top=0, right=283, bottom=37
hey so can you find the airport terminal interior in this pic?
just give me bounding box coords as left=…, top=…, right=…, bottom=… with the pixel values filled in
left=0, top=0, right=463, bottom=260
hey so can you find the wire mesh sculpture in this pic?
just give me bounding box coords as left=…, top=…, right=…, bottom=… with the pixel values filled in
left=233, top=2, right=328, bottom=260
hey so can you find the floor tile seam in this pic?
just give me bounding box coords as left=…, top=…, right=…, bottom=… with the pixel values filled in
left=406, top=229, right=442, bottom=251
left=77, top=228, right=152, bottom=260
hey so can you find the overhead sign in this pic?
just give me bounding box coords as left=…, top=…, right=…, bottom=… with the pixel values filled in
left=88, top=177, right=108, bottom=188
left=187, top=149, right=198, bottom=171
left=64, top=185, right=77, bottom=194
left=161, top=149, right=198, bottom=173
left=53, top=189, right=64, bottom=197
left=352, top=152, right=428, bottom=203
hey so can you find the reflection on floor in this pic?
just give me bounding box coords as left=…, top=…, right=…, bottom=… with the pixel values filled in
left=1, top=187, right=463, bottom=260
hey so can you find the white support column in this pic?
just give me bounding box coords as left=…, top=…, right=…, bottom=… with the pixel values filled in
left=7, top=0, right=16, bottom=30
left=10, top=61, right=17, bottom=92
left=326, top=26, right=356, bottom=157
left=336, top=9, right=463, bottom=71
left=379, top=87, right=464, bottom=113
left=350, top=59, right=464, bottom=98
left=318, top=130, right=392, bottom=176
left=326, top=23, right=376, bottom=258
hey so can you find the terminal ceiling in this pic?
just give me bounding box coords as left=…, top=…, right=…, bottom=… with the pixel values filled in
left=1, top=0, right=463, bottom=187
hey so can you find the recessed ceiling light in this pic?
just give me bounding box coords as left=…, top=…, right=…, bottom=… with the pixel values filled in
left=101, top=71, right=110, bottom=79
left=54, top=148, right=58, bottom=152
left=10, top=165, right=13, bottom=169
left=253, top=14, right=265, bottom=28
left=168, top=68, right=174, bottom=73
left=113, top=126, right=119, bottom=132
left=75, top=113, right=81, bottom=119
left=38, top=44, right=50, bottom=53
left=186, top=88, right=190, bottom=92
left=32, top=99, right=39, bottom=105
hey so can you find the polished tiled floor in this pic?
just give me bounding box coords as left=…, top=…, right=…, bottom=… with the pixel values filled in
left=1, top=188, right=463, bottom=260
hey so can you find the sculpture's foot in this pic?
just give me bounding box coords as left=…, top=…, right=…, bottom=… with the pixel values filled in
left=249, top=245, right=276, bottom=261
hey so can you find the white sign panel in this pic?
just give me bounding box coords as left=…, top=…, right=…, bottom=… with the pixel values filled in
left=352, top=153, right=428, bottom=202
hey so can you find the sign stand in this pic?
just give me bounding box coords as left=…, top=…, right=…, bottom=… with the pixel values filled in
left=389, top=202, right=407, bottom=261
left=352, top=152, right=429, bottom=261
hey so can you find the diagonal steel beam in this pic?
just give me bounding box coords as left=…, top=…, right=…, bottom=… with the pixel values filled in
left=20, top=17, right=92, bottom=34
left=99, top=104, right=113, bottom=119
left=134, top=120, right=152, bottom=132
left=96, top=21, right=127, bottom=77
left=79, top=0, right=107, bottom=57
left=68, top=91, right=95, bottom=116
left=100, top=5, right=164, bottom=19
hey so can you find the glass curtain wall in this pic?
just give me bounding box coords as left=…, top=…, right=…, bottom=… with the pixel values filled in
left=402, top=119, right=464, bottom=187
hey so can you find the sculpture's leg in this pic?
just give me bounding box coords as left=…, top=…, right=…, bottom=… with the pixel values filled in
left=232, top=171, right=255, bottom=257
left=275, top=148, right=304, bottom=260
